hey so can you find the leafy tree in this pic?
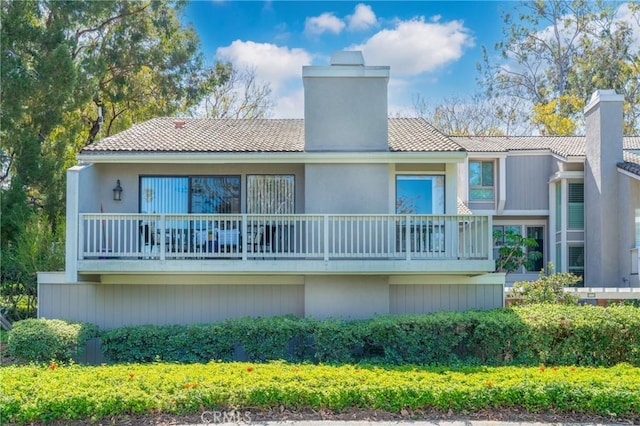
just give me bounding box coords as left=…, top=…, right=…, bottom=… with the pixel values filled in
left=531, top=94, right=583, bottom=135
left=494, top=228, right=542, bottom=273
left=508, top=262, right=581, bottom=304
left=479, top=0, right=640, bottom=135
left=0, top=0, right=233, bottom=320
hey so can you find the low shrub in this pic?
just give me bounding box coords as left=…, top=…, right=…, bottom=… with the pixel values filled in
left=2, top=362, right=639, bottom=424
left=100, top=305, right=640, bottom=367
left=7, top=318, right=100, bottom=363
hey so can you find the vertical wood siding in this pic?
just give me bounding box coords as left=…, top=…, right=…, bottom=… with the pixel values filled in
left=390, top=284, right=503, bottom=314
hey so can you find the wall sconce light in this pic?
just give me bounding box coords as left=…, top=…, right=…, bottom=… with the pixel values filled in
left=113, top=179, right=123, bottom=201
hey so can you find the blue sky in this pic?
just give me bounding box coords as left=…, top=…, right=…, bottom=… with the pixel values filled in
left=181, top=1, right=518, bottom=118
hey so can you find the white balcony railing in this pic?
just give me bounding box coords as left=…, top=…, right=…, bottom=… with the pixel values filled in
left=78, top=214, right=491, bottom=261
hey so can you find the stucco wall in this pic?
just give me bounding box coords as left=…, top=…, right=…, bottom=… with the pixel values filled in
left=304, top=77, right=388, bottom=151
left=304, top=164, right=390, bottom=214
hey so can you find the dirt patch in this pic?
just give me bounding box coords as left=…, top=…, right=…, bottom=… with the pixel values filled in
left=6, top=407, right=638, bottom=426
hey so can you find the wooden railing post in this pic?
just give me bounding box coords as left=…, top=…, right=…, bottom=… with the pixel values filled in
left=159, top=214, right=166, bottom=260
left=324, top=215, right=330, bottom=261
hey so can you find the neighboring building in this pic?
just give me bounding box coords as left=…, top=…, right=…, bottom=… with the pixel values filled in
left=38, top=52, right=640, bottom=328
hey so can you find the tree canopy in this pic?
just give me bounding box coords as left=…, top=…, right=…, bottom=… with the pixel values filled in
left=0, top=0, right=235, bottom=320
left=479, top=0, right=640, bottom=135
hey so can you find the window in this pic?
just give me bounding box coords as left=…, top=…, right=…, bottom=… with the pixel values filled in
left=396, top=175, right=445, bottom=214
left=247, top=175, right=295, bottom=214
left=567, top=182, right=584, bottom=229
left=140, top=176, right=240, bottom=214
left=469, top=160, right=494, bottom=200
left=493, top=224, right=544, bottom=273
left=526, top=226, right=544, bottom=272
left=568, top=244, right=584, bottom=281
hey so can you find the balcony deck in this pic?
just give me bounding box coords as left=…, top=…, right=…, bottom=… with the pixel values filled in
left=76, top=214, right=494, bottom=275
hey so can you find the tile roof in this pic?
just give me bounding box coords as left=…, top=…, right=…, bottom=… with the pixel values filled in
left=82, top=118, right=305, bottom=153
left=619, top=151, right=640, bottom=177
left=451, top=135, right=640, bottom=159
left=388, top=118, right=464, bottom=152
left=81, top=117, right=464, bottom=154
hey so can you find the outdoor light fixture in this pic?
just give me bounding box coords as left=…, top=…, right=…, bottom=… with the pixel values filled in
left=113, top=179, right=123, bottom=201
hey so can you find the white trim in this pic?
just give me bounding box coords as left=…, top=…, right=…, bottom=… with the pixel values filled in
left=468, top=153, right=508, bottom=159
left=77, top=151, right=467, bottom=164
left=549, top=171, right=584, bottom=183
left=37, top=272, right=68, bottom=284
left=551, top=153, right=585, bottom=163
left=506, top=150, right=553, bottom=156
left=495, top=210, right=550, bottom=216
left=302, top=65, right=390, bottom=78
left=618, top=167, right=640, bottom=181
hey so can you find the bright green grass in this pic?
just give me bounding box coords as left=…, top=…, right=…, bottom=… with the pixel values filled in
left=2, top=362, right=639, bottom=424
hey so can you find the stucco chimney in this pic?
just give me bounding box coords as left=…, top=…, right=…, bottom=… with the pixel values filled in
left=584, top=89, right=624, bottom=287
left=302, top=51, right=390, bottom=151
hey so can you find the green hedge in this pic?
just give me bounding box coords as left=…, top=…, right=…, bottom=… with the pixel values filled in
left=101, top=305, right=640, bottom=366
left=8, top=318, right=100, bottom=363
left=4, top=362, right=639, bottom=423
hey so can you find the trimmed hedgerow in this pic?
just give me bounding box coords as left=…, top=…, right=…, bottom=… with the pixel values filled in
left=7, top=318, right=100, bottom=363
left=100, top=305, right=640, bottom=367
left=2, top=362, right=639, bottom=424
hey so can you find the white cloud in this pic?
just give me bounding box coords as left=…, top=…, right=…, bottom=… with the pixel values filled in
left=347, top=4, right=377, bottom=32
left=304, top=12, right=345, bottom=36
left=216, top=40, right=311, bottom=92
left=272, top=88, right=305, bottom=119
left=351, top=17, right=474, bottom=75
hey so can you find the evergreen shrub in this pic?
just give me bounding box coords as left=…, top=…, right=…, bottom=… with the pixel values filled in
left=8, top=318, right=99, bottom=362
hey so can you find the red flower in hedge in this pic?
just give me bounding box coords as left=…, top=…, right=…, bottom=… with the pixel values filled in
left=570, top=367, right=577, bottom=372
left=485, top=381, right=494, bottom=387
left=539, top=366, right=546, bottom=372
left=246, top=366, right=254, bottom=372
left=128, top=373, right=136, bottom=378
left=48, top=362, right=58, bottom=370
left=552, top=367, right=559, bottom=371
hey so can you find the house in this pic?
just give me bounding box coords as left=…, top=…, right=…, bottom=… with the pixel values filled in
left=38, top=51, right=640, bottom=329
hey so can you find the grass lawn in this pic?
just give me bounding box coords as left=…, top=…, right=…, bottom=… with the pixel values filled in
left=1, top=361, right=639, bottom=424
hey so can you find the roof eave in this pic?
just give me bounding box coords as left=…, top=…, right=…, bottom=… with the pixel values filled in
left=77, top=150, right=468, bottom=164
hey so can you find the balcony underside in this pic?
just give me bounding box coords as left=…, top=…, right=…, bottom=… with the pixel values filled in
left=77, top=258, right=496, bottom=276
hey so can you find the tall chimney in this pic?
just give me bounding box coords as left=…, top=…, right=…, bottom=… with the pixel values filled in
left=302, top=51, right=390, bottom=151
left=584, top=89, right=624, bottom=287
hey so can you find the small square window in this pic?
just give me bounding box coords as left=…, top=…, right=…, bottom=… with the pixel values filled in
left=469, top=160, right=495, bottom=201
